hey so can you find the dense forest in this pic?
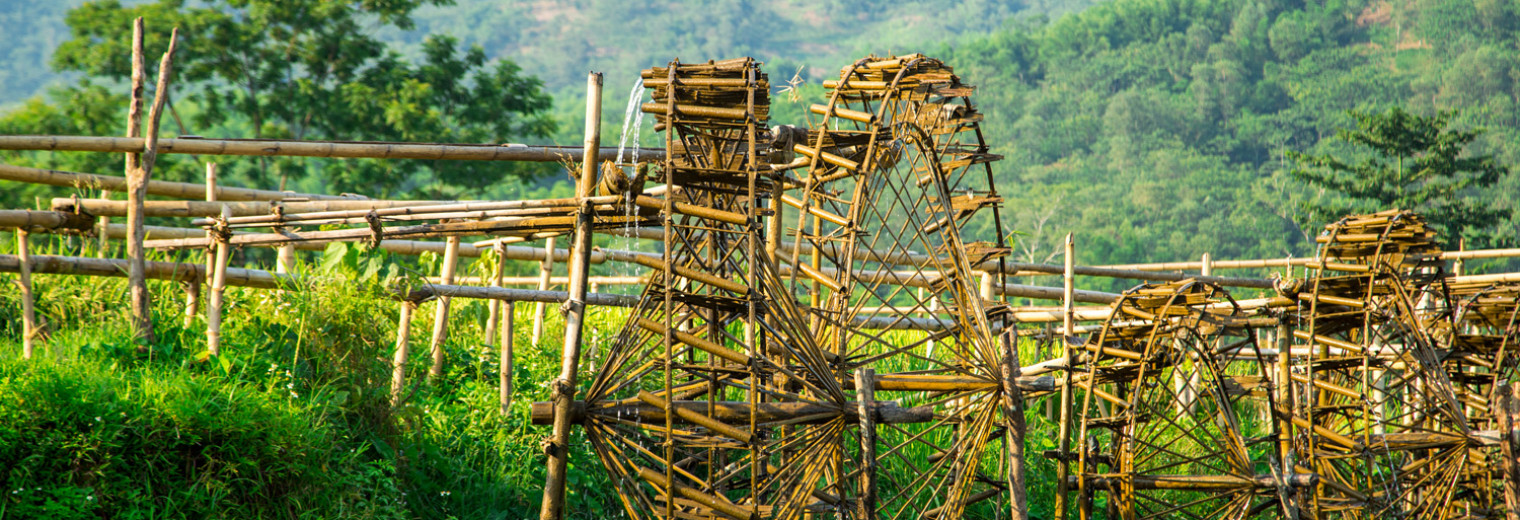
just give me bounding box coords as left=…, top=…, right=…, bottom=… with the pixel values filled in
left=2, top=0, right=1516, bottom=268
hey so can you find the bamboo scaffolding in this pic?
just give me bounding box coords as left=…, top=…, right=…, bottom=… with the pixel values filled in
left=499, top=300, right=514, bottom=415
left=0, top=135, right=665, bottom=163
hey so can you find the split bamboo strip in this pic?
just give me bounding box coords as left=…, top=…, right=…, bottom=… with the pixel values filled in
left=16, top=229, right=36, bottom=359
left=0, top=163, right=361, bottom=201
left=0, top=135, right=665, bottom=163
left=426, top=236, right=460, bottom=382
left=0, top=254, right=295, bottom=289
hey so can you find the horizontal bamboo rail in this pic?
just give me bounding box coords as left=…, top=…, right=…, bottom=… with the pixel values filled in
left=529, top=399, right=933, bottom=425
left=397, top=283, right=639, bottom=307
left=0, top=163, right=360, bottom=201
left=0, top=210, right=96, bottom=232
left=54, top=198, right=455, bottom=218
left=429, top=275, right=644, bottom=285
left=0, top=135, right=665, bottom=163
left=0, top=253, right=293, bottom=289
left=1101, top=248, right=1520, bottom=271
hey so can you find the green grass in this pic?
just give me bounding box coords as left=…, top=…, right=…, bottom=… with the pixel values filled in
left=0, top=234, right=630, bottom=519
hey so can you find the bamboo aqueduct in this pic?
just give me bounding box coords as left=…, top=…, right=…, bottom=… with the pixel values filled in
left=3, top=35, right=1520, bottom=520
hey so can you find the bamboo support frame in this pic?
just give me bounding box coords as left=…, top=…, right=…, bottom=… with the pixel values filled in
left=426, top=236, right=461, bottom=382
left=206, top=207, right=230, bottom=356
left=532, top=237, right=555, bottom=347
left=15, top=229, right=37, bottom=358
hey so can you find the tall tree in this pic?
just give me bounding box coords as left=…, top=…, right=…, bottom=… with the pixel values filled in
left=16, top=0, right=556, bottom=198
left=1290, top=107, right=1512, bottom=247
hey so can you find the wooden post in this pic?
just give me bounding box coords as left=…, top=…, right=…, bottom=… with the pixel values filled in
left=206, top=206, right=231, bottom=356
left=500, top=300, right=515, bottom=415
left=532, top=236, right=556, bottom=347
left=1000, top=328, right=1028, bottom=520
left=427, top=235, right=461, bottom=382
left=539, top=70, right=602, bottom=520
left=484, top=242, right=507, bottom=345
left=16, top=229, right=37, bottom=359
left=124, top=18, right=152, bottom=342
left=391, top=301, right=415, bottom=406
left=855, top=368, right=879, bottom=518
left=1500, top=384, right=1520, bottom=520
left=1055, top=232, right=1074, bottom=520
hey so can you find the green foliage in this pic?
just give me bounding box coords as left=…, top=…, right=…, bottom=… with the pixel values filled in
left=1290, top=107, right=1512, bottom=246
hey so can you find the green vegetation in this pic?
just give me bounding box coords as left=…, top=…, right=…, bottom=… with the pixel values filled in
left=1290, top=107, right=1511, bottom=246
left=945, top=0, right=1520, bottom=276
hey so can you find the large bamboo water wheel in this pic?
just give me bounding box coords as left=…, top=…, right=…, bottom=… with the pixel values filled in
left=532, top=54, right=1018, bottom=519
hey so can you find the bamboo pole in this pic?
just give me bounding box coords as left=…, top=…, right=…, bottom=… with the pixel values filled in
left=397, top=284, right=637, bottom=308
left=16, top=229, right=37, bottom=359
left=484, top=243, right=506, bottom=345
left=0, top=254, right=292, bottom=289
left=500, top=301, right=514, bottom=415
left=430, top=275, right=643, bottom=286
left=391, top=301, right=415, bottom=406
left=426, top=235, right=461, bottom=382
left=0, top=162, right=361, bottom=201
left=0, top=135, right=665, bottom=163
left=532, top=236, right=556, bottom=347
left=55, top=198, right=457, bottom=218
left=1001, top=329, right=1028, bottom=520
left=0, top=210, right=96, bottom=232
left=855, top=368, right=879, bottom=518
left=198, top=162, right=216, bottom=317
left=539, top=70, right=601, bottom=520
left=1054, top=232, right=1074, bottom=520
left=206, top=207, right=230, bottom=356
left=1502, top=384, right=1520, bottom=520
left=124, top=18, right=151, bottom=342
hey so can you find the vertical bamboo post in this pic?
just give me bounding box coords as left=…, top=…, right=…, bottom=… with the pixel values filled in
left=532, top=236, right=556, bottom=347
left=427, top=235, right=461, bottom=382
left=1183, top=252, right=1211, bottom=414
left=1501, top=384, right=1520, bottom=520
left=96, top=190, right=111, bottom=258
left=16, top=229, right=36, bottom=359
left=979, top=271, right=993, bottom=300
left=539, top=70, right=602, bottom=520
left=277, top=244, right=296, bottom=274
left=1000, top=328, right=1028, bottom=520
left=206, top=206, right=231, bottom=356
left=1276, top=319, right=1298, bottom=517
left=484, top=243, right=506, bottom=344
left=855, top=368, right=878, bottom=519
left=124, top=18, right=152, bottom=342
left=1054, top=232, right=1074, bottom=520
left=182, top=281, right=199, bottom=328
left=1454, top=238, right=1466, bottom=277
left=500, top=300, right=515, bottom=415
left=391, top=301, right=415, bottom=406
left=189, top=162, right=215, bottom=324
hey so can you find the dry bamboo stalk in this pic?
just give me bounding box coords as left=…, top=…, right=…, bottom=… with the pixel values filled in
left=397, top=284, right=638, bottom=308
left=182, top=280, right=199, bottom=328
left=0, top=135, right=665, bottom=163
left=201, top=163, right=216, bottom=311
left=206, top=207, right=230, bottom=356
left=1001, top=330, right=1028, bottom=520
left=532, top=236, right=555, bottom=347
left=540, top=71, right=603, bottom=520
left=484, top=243, right=506, bottom=345
left=1054, top=232, right=1074, bottom=520
left=1502, top=385, right=1520, bottom=520
left=430, top=275, right=643, bottom=285
left=855, top=368, right=879, bottom=518
left=209, top=196, right=610, bottom=227
left=391, top=302, right=415, bottom=406
left=0, top=162, right=361, bottom=201
left=529, top=399, right=933, bottom=425
left=55, top=198, right=457, bottom=218
left=143, top=215, right=586, bottom=250
left=96, top=189, right=110, bottom=257
left=0, top=254, right=293, bottom=289
left=16, top=229, right=37, bottom=359
left=125, top=18, right=150, bottom=342
left=426, top=236, right=461, bottom=382
left=0, top=210, right=96, bottom=233
left=500, top=300, right=514, bottom=415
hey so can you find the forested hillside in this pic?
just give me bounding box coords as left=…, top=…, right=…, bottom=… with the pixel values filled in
left=2, top=0, right=1516, bottom=270
left=946, top=0, right=1520, bottom=269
